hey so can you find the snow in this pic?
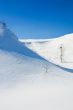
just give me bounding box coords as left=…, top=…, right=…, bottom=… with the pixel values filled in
left=20, top=33, right=73, bottom=69
left=0, top=50, right=73, bottom=110
left=1, top=78, right=73, bottom=110
left=0, top=22, right=44, bottom=60
left=0, top=23, right=73, bottom=110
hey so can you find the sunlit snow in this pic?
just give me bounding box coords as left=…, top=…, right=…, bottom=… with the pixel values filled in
left=0, top=22, right=73, bottom=110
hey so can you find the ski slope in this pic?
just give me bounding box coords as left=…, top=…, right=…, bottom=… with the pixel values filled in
left=20, top=33, right=73, bottom=69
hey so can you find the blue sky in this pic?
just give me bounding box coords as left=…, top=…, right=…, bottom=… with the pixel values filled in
left=0, top=0, right=73, bottom=39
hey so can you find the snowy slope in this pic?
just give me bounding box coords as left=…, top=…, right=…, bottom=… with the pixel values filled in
left=0, top=23, right=45, bottom=60
left=1, top=50, right=73, bottom=84
left=20, top=33, right=73, bottom=69
left=0, top=51, right=73, bottom=110
left=0, top=23, right=73, bottom=110
left=0, top=22, right=72, bottom=82
left=0, top=22, right=44, bottom=83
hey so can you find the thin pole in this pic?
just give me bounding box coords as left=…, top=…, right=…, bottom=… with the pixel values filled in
left=60, top=44, right=63, bottom=63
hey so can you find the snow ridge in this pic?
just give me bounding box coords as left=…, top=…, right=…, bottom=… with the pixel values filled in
left=0, top=22, right=44, bottom=60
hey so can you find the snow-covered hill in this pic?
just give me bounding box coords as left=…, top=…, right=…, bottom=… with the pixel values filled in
left=0, top=22, right=71, bottom=82
left=1, top=22, right=73, bottom=110
left=20, top=33, right=73, bottom=69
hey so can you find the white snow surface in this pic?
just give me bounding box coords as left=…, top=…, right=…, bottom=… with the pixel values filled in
left=0, top=50, right=73, bottom=110
left=0, top=23, right=73, bottom=110
left=20, top=33, right=73, bottom=69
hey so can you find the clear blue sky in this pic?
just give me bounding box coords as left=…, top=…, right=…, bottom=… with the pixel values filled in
left=0, top=0, right=73, bottom=39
